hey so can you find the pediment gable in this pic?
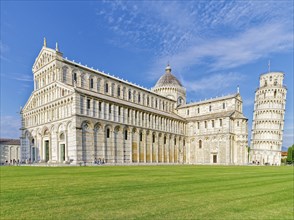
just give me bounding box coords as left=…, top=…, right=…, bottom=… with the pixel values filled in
left=32, top=46, right=63, bottom=72
left=230, top=111, right=247, bottom=120
left=235, top=93, right=242, bottom=101
left=22, top=81, right=74, bottom=112
left=22, top=93, right=35, bottom=112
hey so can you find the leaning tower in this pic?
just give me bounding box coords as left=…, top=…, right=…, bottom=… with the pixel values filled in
left=250, top=71, right=287, bottom=165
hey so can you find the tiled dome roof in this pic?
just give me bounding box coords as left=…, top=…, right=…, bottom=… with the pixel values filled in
left=154, top=65, right=182, bottom=88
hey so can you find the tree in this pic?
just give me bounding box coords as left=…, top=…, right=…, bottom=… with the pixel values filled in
left=286, top=145, right=294, bottom=163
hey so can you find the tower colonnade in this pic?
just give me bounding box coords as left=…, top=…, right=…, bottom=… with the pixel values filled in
left=250, top=72, right=287, bottom=165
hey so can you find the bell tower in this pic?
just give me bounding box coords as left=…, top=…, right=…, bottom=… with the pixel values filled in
left=250, top=71, right=287, bottom=165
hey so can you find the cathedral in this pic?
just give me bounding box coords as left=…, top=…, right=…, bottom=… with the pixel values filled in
left=20, top=40, right=249, bottom=165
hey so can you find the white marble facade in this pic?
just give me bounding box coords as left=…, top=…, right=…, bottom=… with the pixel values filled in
left=250, top=72, right=287, bottom=165
left=20, top=41, right=248, bottom=165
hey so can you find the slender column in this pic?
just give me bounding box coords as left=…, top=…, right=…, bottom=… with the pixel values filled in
left=129, top=130, right=132, bottom=163
left=98, top=128, right=105, bottom=161
left=49, top=134, right=52, bottom=162
left=56, top=131, right=59, bottom=162
left=144, top=130, right=147, bottom=163
left=137, top=131, right=140, bottom=163
left=155, top=134, right=158, bottom=163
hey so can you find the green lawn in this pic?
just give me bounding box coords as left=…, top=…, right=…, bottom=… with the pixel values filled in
left=0, top=165, right=293, bottom=220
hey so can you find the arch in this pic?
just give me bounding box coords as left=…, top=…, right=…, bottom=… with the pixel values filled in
left=42, top=126, right=50, bottom=136
left=89, top=77, right=94, bottom=89
left=59, top=132, right=65, bottom=141
left=72, top=71, right=78, bottom=85
left=104, top=125, right=113, bottom=163
left=81, top=120, right=93, bottom=129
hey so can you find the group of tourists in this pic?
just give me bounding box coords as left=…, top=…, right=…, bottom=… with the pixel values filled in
left=93, top=158, right=105, bottom=165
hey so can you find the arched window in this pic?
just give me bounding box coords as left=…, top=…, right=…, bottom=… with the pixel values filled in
left=105, top=83, right=109, bottom=93
left=153, top=134, right=155, bottom=143
left=87, top=99, right=91, bottom=109
left=124, top=130, right=128, bottom=140
left=90, top=78, right=94, bottom=89
left=274, top=90, right=277, bottom=98
left=117, top=86, right=121, bottom=97
left=199, top=140, right=202, bottom=149
left=209, top=105, right=212, bottom=112
left=106, top=128, right=110, bottom=138
left=140, top=132, right=143, bottom=142
left=73, top=73, right=77, bottom=85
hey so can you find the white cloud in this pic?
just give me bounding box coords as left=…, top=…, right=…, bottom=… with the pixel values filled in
left=1, top=73, right=33, bottom=82
left=181, top=72, right=244, bottom=93
left=96, top=1, right=293, bottom=96
left=0, top=41, right=9, bottom=61
left=148, top=22, right=293, bottom=79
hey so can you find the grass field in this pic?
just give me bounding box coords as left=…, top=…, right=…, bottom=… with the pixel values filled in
left=0, top=165, right=293, bottom=219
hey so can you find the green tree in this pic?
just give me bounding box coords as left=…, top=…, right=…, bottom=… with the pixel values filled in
left=286, top=145, right=294, bottom=163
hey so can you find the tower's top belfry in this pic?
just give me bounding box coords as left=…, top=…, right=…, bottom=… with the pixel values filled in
left=259, top=71, right=285, bottom=88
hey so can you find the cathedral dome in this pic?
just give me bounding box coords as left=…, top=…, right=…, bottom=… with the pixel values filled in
left=154, top=65, right=183, bottom=89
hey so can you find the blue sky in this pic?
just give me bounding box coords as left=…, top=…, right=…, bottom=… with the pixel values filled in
left=1, top=1, right=293, bottom=148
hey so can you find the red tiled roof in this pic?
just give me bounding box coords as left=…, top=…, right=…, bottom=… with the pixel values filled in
left=0, top=138, right=20, bottom=145
left=281, top=152, right=288, bottom=156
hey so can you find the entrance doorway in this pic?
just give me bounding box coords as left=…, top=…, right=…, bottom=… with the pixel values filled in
left=32, top=147, right=35, bottom=162
left=213, top=154, right=217, bottom=163
left=60, top=144, right=65, bottom=161
left=45, top=140, right=49, bottom=162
